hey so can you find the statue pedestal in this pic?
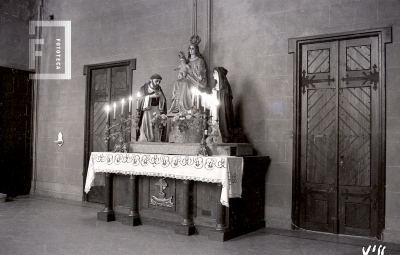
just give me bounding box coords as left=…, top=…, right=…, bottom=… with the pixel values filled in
left=167, top=114, right=203, bottom=143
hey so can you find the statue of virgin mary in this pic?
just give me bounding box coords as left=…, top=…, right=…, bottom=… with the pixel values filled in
left=168, top=35, right=207, bottom=114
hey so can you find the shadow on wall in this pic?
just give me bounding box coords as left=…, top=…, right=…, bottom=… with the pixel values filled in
left=232, top=76, right=267, bottom=149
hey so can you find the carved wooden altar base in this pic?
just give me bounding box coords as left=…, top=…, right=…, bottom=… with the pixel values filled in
left=96, top=155, right=269, bottom=242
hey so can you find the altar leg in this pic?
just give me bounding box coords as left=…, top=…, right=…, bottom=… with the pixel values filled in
left=97, top=173, right=115, bottom=222
left=122, top=175, right=141, bottom=226
left=208, top=183, right=230, bottom=242
left=175, top=180, right=195, bottom=235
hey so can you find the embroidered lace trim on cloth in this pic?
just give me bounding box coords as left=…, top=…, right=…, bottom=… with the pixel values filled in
left=84, top=152, right=244, bottom=207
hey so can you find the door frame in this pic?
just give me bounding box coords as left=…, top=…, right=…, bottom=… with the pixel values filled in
left=288, top=27, right=391, bottom=239
left=82, top=59, right=136, bottom=202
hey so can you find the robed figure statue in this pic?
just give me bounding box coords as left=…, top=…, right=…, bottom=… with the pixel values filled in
left=169, top=35, right=207, bottom=114
left=212, top=67, right=235, bottom=143
left=137, top=74, right=167, bottom=142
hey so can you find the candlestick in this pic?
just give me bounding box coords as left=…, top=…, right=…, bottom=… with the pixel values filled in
left=129, top=96, right=132, bottom=112
left=204, top=94, right=208, bottom=112
left=121, top=99, right=125, bottom=115
left=137, top=92, right=141, bottom=109
left=113, top=102, right=116, bottom=119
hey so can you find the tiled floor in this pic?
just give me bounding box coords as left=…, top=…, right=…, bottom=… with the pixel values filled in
left=0, top=197, right=398, bottom=255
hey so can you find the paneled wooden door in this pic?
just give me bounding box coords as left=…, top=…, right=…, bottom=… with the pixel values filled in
left=0, top=67, right=33, bottom=196
left=86, top=66, right=132, bottom=203
left=299, top=36, right=380, bottom=237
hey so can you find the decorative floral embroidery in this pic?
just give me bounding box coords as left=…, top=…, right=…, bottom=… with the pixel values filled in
left=86, top=152, right=244, bottom=207
left=93, top=153, right=228, bottom=170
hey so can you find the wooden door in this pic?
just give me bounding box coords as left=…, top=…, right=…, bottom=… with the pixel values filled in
left=299, top=36, right=380, bottom=237
left=337, top=37, right=379, bottom=237
left=0, top=67, right=33, bottom=196
left=87, top=66, right=132, bottom=203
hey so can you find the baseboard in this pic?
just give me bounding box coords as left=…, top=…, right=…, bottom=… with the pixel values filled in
left=34, top=189, right=81, bottom=202
left=262, top=227, right=400, bottom=251
left=27, top=194, right=104, bottom=210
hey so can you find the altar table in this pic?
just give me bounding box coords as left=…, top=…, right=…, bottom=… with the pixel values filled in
left=84, top=152, right=269, bottom=242
left=85, top=152, right=244, bottom=207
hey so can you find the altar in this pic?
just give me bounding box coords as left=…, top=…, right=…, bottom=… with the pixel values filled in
left=85, top=149, right=269, bottom=242
left=84, top=34, right=270, bottom=241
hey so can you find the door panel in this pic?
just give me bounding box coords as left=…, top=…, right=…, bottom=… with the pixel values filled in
left=87, top=66, right=131, bottom=203
left=338, top=37, right=379, bottom=237
left=87, top=68, right=110, bottom=203
left=300, top=41, right=338, bottom=232
left=0, top=68, right=32, bottom=196
left=299, top=36, right=380, bottom=237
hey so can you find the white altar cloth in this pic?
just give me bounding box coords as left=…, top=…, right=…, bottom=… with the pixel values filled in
left=84, top=152, right=244, bottom=207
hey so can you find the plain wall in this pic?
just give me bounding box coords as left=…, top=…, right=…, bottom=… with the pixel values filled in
left=0, top=0, right=37, bottom=70
left=30, top=0, right=400, bottom=242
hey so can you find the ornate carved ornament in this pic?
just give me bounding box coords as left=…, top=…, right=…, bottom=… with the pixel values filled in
left=150, top=178, right=174, bottom=208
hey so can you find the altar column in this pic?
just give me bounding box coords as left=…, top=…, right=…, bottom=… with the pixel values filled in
left=215, top=183, right=226, bottom=230
left=122, top=175, right=140, bottom=226
left=97, top=173, right=115, bottom=222
left=175, top=180, right=195, bottom=235
left=208, top=183, right=229, bottom=241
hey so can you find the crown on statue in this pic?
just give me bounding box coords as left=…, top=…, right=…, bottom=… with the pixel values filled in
left=190, top=35, right=201, bottom=46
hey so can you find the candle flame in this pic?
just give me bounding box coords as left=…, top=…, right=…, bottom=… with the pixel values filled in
left=113, top=102, right=116, bottom=107
left=105, top=105, right=110, bottom=112
left=137, top=92, right=141, bottom=98
left=191, top=87, right=200, bottom=95
left=129, top=96, right=132, bottom=101
left=121, top=98, right=125, bottom=104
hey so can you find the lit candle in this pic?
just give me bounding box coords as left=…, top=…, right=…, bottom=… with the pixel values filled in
left=191, top=88, right=195, bottom=106
left=105, top=104, right=110, bottom=121
left=121, top=99, right=125, bottom=115
left=215, top=100, right=219, bottom=121
left=137, top=92, right=141, bottom=109
left=113, top=102, right=116, bottom=119
left=197, top=93, right=199, bottom=109
left=129, top=96, right=132, bottom=112
left=203, top=93, right=207, bottom=112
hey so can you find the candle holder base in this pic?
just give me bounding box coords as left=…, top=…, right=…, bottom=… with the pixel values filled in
left=102, top=114, right=133, bottom=152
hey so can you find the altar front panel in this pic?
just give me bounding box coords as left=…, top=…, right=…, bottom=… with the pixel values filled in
left=113, top=176, right=186, bottom=223
left=110, top=156, right=269, bottom=233
left=112, top=175, right=220, bottom=228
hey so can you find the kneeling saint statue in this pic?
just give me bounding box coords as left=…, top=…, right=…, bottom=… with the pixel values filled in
left=211, top=67, right=235, bottom=143
left=137, top=74, right=167, bottom=142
